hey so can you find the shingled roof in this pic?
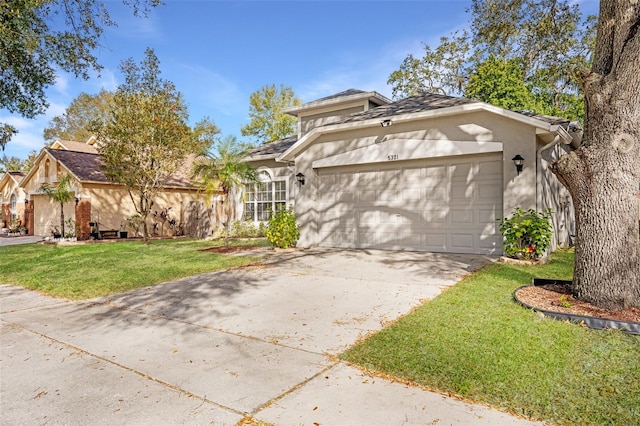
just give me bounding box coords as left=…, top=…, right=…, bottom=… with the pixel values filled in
left=46, top=149, right=194, bottom=188
left=246, top=135, right=298, bottom=159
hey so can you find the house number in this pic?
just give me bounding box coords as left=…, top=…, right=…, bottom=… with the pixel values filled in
left=387, top=154, right=399, bottom=161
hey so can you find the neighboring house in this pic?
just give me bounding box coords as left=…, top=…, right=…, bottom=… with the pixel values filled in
left=17, top=140, right=213, bottom=239
left=0, top=171, right=27, bottom=232
left=244, top=89, right=582, bottom=255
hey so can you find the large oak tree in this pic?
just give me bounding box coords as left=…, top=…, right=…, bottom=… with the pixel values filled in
left=552, top=0, right=640, bottom=309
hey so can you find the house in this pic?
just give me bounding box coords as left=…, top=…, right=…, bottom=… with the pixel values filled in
left=16, top=139, right=213, bottom=239
left=0, top=171, right=27, bottom=233
left=243, top=89, right=581, bottom=255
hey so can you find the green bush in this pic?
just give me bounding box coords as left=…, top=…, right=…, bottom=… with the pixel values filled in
left=498, top=207, right=553, bottom=260
left=265, top=209, right=299, bottom=249
left=229, top=219, right=265, bottom=238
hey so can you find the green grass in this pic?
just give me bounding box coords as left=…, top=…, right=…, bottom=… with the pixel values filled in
left=0, top=238, right=270, bottom=300
left=341, top=250, right=640, bottom=425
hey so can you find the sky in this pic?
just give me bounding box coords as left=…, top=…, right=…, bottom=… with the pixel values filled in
left=0, top=0, right=599, bottom=161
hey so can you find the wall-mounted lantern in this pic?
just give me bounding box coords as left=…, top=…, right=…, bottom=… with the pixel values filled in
left=24, top=198, right=29, bottom=205
left=295, top=172, right=305, bottom=186
left=512, top=154, right=525, bottom=175
left=75, top=196, right=79, bottom=206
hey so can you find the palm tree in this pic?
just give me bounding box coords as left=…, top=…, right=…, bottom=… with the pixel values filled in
left=39, top=173, right=75, bottom=237
left=192, top=135, right=258, bottom=246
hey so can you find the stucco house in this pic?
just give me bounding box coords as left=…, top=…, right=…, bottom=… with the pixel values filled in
left=1, top=171, right=28, bottom=233
left=15, top=139, right=213, bottom=239
left=244, top=89, right=582, bottom=255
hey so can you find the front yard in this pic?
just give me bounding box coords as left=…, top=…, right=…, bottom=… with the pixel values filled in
left=0, top=238, right=268, bottom=299
left=341, top=250, right=640, bottom=425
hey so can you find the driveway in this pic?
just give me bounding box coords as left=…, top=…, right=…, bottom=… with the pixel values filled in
left=1, top=248, right=541, bottom=425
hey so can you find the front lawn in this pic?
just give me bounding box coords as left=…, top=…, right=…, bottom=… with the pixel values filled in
left=341, top=250, right=640, bottom=425
left=0, top=238, right=268, bottom=299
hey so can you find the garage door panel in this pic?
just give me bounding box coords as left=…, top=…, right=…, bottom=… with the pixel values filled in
left=425, top=233, right=447, bottom=250
left=479, top=183, right=502, bottom=199
left=402, top=167, right=425, bottom=185
left=423, top=209, right=448, bottom=223
left=451, top=209, right=474, bottom=224
left=402, top=188, right=422, bottom=202
left=450, top=162, right=473, bottom=182
left=316, top=154, right=503, bottom=254
left=358, top=190, right=376, bottom=202
left=451, top=233, right=474, bottom=250
left=477, top=160, right=502, bottom=178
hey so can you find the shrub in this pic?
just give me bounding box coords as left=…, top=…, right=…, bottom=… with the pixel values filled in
left=229, top=219, right=265, bottom=238
left=498, top=207, right=553, bottom=260
left=265, top=209, right=299, bottom=249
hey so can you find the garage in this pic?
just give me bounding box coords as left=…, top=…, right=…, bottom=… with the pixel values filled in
left=315, top=153, right=503, bottom=254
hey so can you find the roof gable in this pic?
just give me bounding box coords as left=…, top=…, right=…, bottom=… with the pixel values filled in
left=278, top=91, right=574, bottom=162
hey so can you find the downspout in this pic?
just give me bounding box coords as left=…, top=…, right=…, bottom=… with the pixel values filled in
left=536, top=125, right=574, bottom=251
left=536, top=125, right=573, bottom=211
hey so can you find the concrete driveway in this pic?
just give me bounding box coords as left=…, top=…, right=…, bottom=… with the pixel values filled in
left=1, top=248, right=541, bottom=425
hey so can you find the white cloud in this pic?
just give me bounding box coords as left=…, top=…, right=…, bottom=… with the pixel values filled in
left=53, top=73, right=69, bottom=96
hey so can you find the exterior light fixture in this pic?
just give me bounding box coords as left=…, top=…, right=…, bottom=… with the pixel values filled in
left=512, top=154, right=525, bottom=175
left=380, top=119, right=392, bottom=127
left=24, top=198, right=29, bottom=205
left=295, top=172, right=305, bottom=186
left=75, top=196, right=79, bottom=206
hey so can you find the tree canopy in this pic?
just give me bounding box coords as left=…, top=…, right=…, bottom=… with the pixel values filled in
left=388, top=0, right=595, bottom=121
left=0, top=0, right=161, bottom=149
left=44, top=89, right=114, bottom=143
left=91, top=48, right=216, bottom=243
left=241, top=84, right=301, bottom=144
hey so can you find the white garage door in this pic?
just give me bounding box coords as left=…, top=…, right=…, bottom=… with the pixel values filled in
left=316, top=154, right=503, bottom=254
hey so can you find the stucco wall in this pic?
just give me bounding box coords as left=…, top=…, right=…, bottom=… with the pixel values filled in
left=300, top=106, right=365, bottom=137
left=82, top=184, right=204, bottom=237
left=291, top=111, right=540, bottom=248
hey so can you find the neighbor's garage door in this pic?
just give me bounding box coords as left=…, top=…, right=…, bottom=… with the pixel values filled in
left=316, top=154, right=503, bottom=254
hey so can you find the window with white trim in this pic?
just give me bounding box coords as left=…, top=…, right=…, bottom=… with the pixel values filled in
left=244, top=170, right=287, bottom=221
left=10, top=194, right=17, bottom=219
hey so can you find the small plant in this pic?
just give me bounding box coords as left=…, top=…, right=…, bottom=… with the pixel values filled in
left=229, top=219, right=266, bottom=238
left=498, top=207, right=553, bottom=260
left=64, top=218, right=76, bottom=238
left=558, top=294, right=573, bottom=309
left=127, top=214, right=143, bottom=237
left=265, top=208, right=299, bottom=249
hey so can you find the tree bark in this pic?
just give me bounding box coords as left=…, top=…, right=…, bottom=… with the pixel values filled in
left=552, top=0, right=640, bottom=310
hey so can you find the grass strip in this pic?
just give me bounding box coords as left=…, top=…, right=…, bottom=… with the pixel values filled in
left=341, top=250, right=640, bottom=425
left=0, top=238, right=269, bottom=300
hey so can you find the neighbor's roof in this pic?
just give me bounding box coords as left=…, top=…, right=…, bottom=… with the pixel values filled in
left=45, top=149, right=195, bottom=188
left=50, top=139, right=98, bottom=154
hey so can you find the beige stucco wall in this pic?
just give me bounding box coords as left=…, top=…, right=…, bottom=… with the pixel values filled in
left=1, top=176, right=27, bottom=228
left=300, top=106, right=365, bottom=137
left=31, top=193, right=76, bottom=236
left=80, top=184, right=205, bottom=237
left=291, top=111, right=540, bottom=248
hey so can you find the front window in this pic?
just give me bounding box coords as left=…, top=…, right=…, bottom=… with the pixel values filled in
left=10, top=194, right=17, bottom=219
left=245, top=170, right=287, bottom=221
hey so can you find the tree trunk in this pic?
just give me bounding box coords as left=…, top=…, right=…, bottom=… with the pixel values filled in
left=552, top=0, right=640, bottom=310
left=60, top=201, right=65, bottom=237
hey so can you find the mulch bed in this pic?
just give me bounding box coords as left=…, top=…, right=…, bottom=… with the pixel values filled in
left=516, top=283, right=640, bottom=323
left=201, top=245, right=263, bottom=254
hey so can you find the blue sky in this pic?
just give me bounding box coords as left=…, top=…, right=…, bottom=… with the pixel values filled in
left=1, top=0, right=599, bottom=160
